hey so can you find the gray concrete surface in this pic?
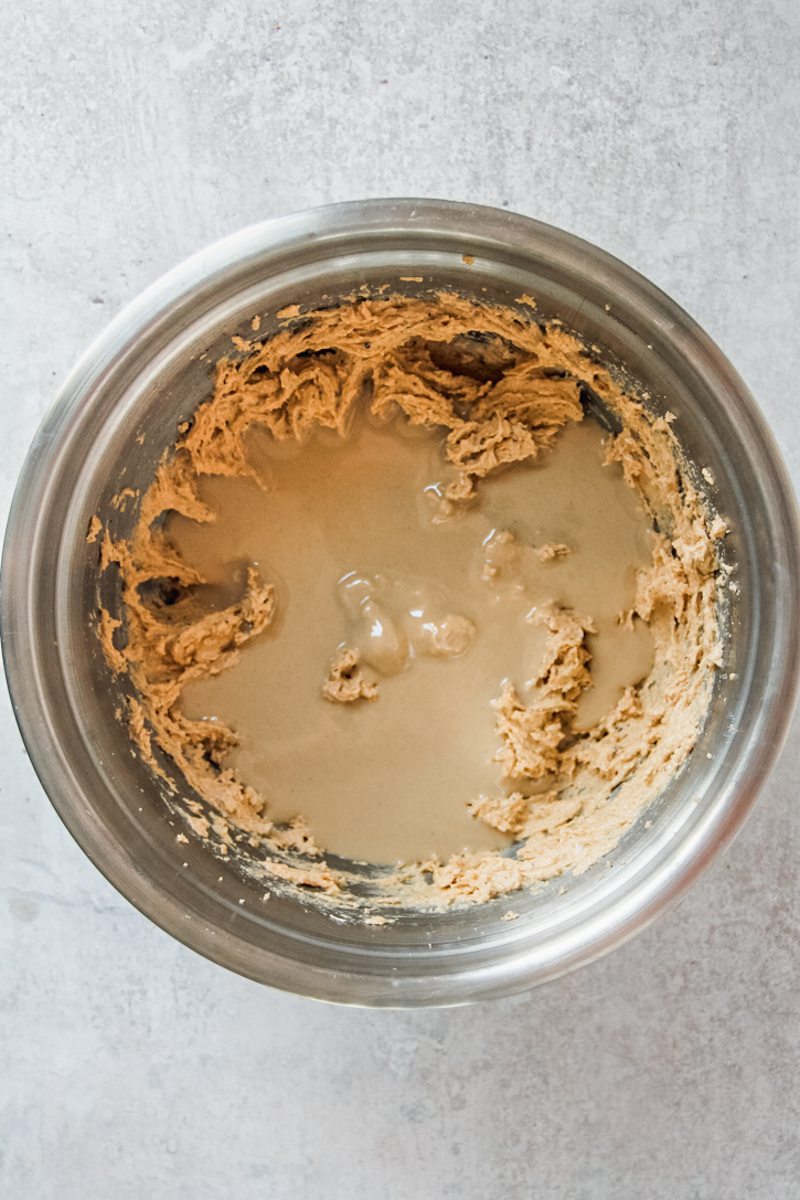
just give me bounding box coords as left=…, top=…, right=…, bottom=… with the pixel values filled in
left=2, top=2, right=798, bottom=1196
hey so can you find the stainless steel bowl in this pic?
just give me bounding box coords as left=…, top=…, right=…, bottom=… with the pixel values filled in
left=3, top=199, right=798, bottom=1006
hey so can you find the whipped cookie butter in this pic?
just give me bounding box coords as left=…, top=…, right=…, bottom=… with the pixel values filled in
left=97, top=292, right=722, bottom=908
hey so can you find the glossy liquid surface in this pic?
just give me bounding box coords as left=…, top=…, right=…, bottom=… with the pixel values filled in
left=169, top=417, right=653, bottom=863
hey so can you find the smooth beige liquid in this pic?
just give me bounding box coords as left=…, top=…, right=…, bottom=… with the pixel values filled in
left=168, top=417, right=654, bottom=864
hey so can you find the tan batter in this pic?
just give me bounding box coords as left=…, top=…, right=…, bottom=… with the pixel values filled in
left=96, top=292, right=722, bottom=909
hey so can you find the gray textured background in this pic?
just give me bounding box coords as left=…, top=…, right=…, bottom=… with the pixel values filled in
left=2, top=2, right=799, bottom=1197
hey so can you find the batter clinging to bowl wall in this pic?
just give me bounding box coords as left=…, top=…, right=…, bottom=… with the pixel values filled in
left=95, top=289, right=724, bottom=912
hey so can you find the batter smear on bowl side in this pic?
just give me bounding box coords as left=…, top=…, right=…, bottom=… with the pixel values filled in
left=96, top=292, right=723, bottom=909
